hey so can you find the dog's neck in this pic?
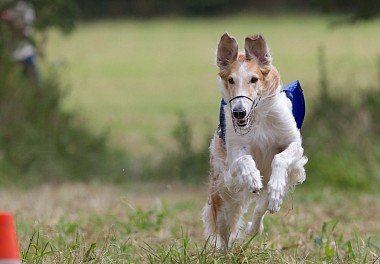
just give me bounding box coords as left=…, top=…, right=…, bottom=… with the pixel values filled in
left=254, top=84, right=282, bottom=117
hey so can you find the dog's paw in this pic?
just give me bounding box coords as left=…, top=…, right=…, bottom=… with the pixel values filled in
left=244, top=171, right=263, bottom=194
left=267, top=187, right=284, bottom=213
left=238, top=155, right=263, bottom=193
left=268, top=179, right=285, bottom=214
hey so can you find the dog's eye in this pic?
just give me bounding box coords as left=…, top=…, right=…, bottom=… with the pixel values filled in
left=228, top=77, right=234, bottom=85
left=250, top=77, right=258, bottom=83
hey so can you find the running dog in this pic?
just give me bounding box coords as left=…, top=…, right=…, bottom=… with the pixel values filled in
left=202, top=33, right=308, bottom=250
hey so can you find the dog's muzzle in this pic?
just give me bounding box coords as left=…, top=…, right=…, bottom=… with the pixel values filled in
left=229, top=95, right=261, bottom=135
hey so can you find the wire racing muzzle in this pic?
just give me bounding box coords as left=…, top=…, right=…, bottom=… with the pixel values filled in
left=229, top=95, right=261, bottom=135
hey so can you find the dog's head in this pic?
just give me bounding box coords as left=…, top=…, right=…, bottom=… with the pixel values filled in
left=216, top=33, right=280, bottom=130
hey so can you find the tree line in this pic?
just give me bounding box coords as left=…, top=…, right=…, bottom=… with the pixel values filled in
left=2, top=0, right=378, bottom=34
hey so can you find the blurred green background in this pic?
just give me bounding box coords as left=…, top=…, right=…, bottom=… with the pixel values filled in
left=1, top=0, right=379, bottom=188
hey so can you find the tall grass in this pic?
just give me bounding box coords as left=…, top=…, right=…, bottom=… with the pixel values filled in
left=18, top=197, right=380, bottom=263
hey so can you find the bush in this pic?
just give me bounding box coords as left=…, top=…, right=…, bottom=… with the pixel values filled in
left=0, top=24, right=128, bottom=184
left=303, top=88, right=380, bottom=189
left=140, top=113, right=210, bottom=184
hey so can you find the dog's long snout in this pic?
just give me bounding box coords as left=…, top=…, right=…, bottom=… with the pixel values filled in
left=232, top=106, right=247, bottom=119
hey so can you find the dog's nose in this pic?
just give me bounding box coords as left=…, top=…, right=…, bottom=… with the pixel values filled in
left=232, top=109, right=246, bottom=119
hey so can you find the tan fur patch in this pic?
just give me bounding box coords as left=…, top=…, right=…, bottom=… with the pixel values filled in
left=262, top=65, right=280, bottom=97
left=219, top=52, right=280, bottom=99
left=207, top=135, right=226, bottom=233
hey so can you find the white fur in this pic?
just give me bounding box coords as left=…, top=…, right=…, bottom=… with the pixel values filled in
left=202, top=76, right=307, bottom=250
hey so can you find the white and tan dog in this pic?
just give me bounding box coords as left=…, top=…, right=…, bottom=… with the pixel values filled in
left=202, top=33, right=308, bottom=249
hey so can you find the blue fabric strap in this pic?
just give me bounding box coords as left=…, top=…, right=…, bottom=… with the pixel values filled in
left=281, top=80, right=305, bottom=129
left=218, top=99, right=227, bottom=143
left=23, top=55, right=35, bottom=65
left=217, top=80, right=305, bottom=146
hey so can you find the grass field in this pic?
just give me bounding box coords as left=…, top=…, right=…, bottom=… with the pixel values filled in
left=1, top=183, right=379, bottom=263
left=2, top=14, right=379, bottom=263
left=45, top=14, right=380, bottom=155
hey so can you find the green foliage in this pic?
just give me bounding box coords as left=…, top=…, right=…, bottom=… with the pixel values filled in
left=77, top=0, right=380, bottom=21
left=141, top=113, right=210, bottom=183
left=312, top=219, right=380, bottom=263
left=169, top=113, right=209, bottom=182
left=314, top=219, right=339, bottom=260
left=0, top=0, right=79, bottom=33
left=303, top=48, right=380, bottom=189
left=169, top=115, right=209, bottom=183
left=0, top=24, right=128, bottom=184
left=76, top=0, right=247, bottom=18
left=21, top=220, right=380, bottom=263
left=182, top=0, right=231, bottom=15
left=310, top=0, right=379, bottom=22
left=32, top=0, right=79, bottom=33
left=74, top=0, right=379, bottom=21
left=126, top=204, right=167, bottom=234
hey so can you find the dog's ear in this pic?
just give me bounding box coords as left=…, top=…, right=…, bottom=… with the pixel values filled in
left=217, top=32, right=238, bottom=70
left=245, top=34, right=272, bottom=67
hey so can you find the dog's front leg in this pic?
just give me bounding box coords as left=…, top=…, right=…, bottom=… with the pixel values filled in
left=268, top=141, right=304, bottom=213
left=226, top=148, right=263, bottom=194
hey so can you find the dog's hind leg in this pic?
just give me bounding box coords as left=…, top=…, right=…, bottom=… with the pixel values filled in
left=202, top=135, right=229, bottom=248
left=202, top=170, right=246, bottom=250
left=203, top=135, right=249, bottom=249
left=202, top=182, right=223, bottom=247
left=214, top=195, right=246, bottom=250
left=246, top=190, right=268, bottom=236
left=202, top=187, right=245, bottom=249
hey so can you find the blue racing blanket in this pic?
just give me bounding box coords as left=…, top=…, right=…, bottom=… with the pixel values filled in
left=218, top=80, right=305, bottom=144
left=281, top=80, right=305, bottom=129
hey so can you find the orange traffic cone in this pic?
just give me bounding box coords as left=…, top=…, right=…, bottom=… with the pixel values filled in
left=0, top=212, right=21, bottom=264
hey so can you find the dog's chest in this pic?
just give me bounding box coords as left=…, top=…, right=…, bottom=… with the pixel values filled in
left=247, top=124, right=282, bottom=179
left=251, top=144, right=278, bottom=181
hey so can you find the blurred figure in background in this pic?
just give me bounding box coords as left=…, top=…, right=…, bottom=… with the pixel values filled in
left=1, top=0, right=39, bottom=84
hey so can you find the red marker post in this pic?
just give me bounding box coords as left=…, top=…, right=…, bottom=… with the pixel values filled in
left=0, top=213, right=21, bottom=264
